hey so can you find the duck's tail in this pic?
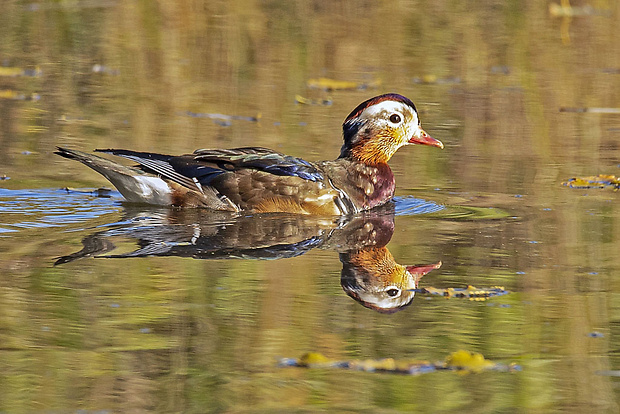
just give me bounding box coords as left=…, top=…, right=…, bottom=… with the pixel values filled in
left=55, top=147, right=142, bottom=178
left=55, top=147, right=172, bottom=205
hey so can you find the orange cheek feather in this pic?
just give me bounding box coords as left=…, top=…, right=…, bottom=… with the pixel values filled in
left=351, top=133, right=399, bottom=165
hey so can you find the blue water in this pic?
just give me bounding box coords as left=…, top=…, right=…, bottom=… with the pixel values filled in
left=0, top=188, right=122, bottom=233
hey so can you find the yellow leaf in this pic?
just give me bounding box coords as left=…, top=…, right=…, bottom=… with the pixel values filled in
left=445, top=350, right=494, bottom=373
left=0, top=90, right=19, bottom=99
left=306, top=77, right=381, bottom=91
left=299, top=352, right=330, bottom=366
left=0, top=67, right=25, bottom=77
left=563, top=174, right=620, bottom=189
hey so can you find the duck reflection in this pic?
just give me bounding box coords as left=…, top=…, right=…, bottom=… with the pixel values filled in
left=341, top=249, right=441, bottom=313
left=56, top=204, right=441, bottom=313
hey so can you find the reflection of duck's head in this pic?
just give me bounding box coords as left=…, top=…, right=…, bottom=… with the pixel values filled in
left=340, top=247, right=441, bottom=313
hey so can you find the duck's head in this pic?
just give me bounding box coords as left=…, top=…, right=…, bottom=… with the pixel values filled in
left=339, top=93, right=443, bottom=165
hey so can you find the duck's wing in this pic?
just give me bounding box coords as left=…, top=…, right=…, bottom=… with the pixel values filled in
left=97, top=147, right=341, bottom=213
left=97, top=147, right=324, bottom=191
left=192, top=147, right=324, bottom=182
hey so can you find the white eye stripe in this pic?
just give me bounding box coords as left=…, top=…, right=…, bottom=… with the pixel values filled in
left=361, top=100, right=418, bottom=125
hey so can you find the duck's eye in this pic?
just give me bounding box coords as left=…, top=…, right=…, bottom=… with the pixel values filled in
left=389, top=114, right=402, bottom=124
left=386, top=288, right=400, bottom=297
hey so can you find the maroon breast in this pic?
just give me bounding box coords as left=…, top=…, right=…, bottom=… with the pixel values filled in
left=366, top=163, right=395, bottom=209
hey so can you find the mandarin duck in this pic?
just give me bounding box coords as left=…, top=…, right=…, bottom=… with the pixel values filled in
left=55, top=93, right=443, bottom=215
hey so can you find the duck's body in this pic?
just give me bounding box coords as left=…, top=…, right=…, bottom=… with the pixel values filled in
left=56, top=93, right=443, bottom=215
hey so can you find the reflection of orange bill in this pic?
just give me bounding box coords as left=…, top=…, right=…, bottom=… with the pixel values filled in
left=406, top=261, right=443, bottom=278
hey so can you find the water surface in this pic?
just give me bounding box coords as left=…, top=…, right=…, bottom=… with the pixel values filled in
left=1, top=1, right=619, bottom=412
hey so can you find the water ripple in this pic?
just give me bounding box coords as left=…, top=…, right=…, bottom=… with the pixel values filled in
left=393, top=195, right=445, bottom=216
left=394, top=195, right=510, bottom=220
left=0, top=188, right=121, bottom=234
left=0, top=189, right=507, bottom=236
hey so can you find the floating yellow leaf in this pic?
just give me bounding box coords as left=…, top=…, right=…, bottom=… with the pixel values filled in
left=412, top=75, right=461, bottom=84
left=281, top=350, right=519, bottom=375
left=298, top=352, right=330, bottom=366
left=416, top=285, right=509, bottom=300
left=0, top=90, right=40, bottom=101
left=0, top=90, right=20, bottom=99
left=294, top=94, right=333, bottom=106
left=445, top=350, right=494, bottom=373
left=306, top=77, right=381, bottom=91
left=0, top=67, right=26, bottom=77
left=355, top=358, right=397, bottom=371
left=563, top=174, right=620, bottom=190
left=0, top=66, right=42, bottom=77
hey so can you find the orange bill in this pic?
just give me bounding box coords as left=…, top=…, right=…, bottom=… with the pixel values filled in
left=409, top=128, right=444, bottom=149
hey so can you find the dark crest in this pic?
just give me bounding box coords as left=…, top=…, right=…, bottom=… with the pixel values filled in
left=343, top=93, right=417, bottom=125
